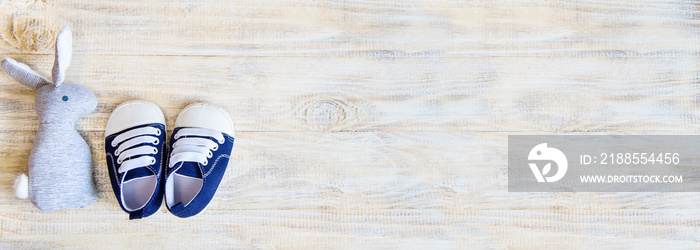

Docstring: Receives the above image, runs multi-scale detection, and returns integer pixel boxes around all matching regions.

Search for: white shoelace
[169,128,224,168]
[111,127,161,174]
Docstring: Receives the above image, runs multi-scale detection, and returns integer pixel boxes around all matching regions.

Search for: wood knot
[0,15,59,52]
[294,95,366,131]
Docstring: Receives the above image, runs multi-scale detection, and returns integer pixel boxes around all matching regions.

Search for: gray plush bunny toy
[2,27,97,211]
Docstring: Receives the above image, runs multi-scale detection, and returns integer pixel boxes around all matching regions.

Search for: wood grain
[0,0,699,249]
[1,55,699,133]
[1,0,700,57]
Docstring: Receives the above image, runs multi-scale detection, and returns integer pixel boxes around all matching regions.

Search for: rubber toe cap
[174,103,234,136]
[106,101,165,136]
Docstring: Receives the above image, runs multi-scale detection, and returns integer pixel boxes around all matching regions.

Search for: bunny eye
[62,96,69,102]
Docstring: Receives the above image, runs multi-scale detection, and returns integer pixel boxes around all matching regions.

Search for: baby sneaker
[165,103,234,218]
[105,101,166,219]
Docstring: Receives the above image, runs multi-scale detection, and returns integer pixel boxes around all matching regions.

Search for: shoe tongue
[175,162,202,179]
[123,168,153,182]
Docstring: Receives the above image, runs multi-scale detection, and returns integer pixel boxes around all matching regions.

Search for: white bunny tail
[13,173,29,199]
[52,26,72,87]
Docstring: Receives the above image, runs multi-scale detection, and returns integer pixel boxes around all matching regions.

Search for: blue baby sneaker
[165,103,234,218]
[105,101,166,219]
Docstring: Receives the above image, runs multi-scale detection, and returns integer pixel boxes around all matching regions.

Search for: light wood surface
[1,0,699,248]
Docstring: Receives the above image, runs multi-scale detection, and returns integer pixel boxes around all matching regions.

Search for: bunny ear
[1,58,51,90]
[51,26,72,87]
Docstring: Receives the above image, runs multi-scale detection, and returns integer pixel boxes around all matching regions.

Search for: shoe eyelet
[151,159,156,164]
[153,148,158,154]
[154,139,159,144]
[155,130,161,136]
[202,160,208,165]
[213,145,219,151]
[207,151,213,158]
[117,159,122,164]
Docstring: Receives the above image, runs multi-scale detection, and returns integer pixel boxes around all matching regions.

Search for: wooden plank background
[0,0,699,248]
